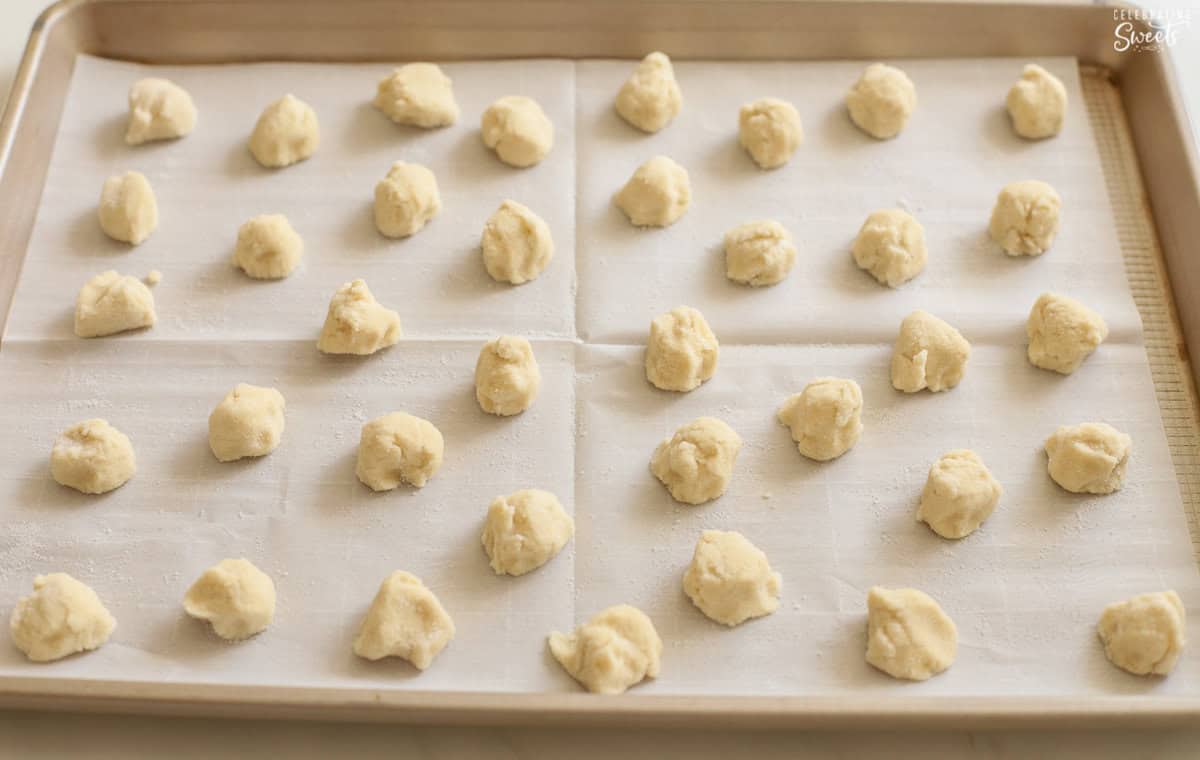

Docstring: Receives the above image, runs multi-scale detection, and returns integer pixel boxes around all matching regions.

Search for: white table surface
[3,1,1200,756]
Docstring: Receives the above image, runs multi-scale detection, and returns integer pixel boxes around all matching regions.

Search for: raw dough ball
[988,180,1061,256]
[650,416,742,505]
[738,97,803,169]
[1098,591,1186,676]
[645,305,718,392]
[846,63,916,140]
[74,270,157,338]
[316,279,402,355]
[125,77,196,145]
[233,214,303,280]
[777,377,864,462]
[481,489,574,576]
[852,208,927,287]
[1006,63,1067,140]
[356,412,445,491]
[1026,292,1109,374]
[891,310,970,393]
[614,51,682,133]
[98,171,157,245]
[9,573,115,662]
[248,94,319,168]
[474,335,541,416]
[918,450,1003,539]
[183,558,276,641]
[480,200,554,284]
[373,161,441,238]
[723,220,797,286]
[353,571,455,670]
[548,604,662,694]
[1044,422,1131,495]
[207,383,286,462]
[683,530,781,626]
[480,95,554,168]
[614,155,691,227]
[866,586,957,681]
[50,419,136,495]
[373,63,459,128]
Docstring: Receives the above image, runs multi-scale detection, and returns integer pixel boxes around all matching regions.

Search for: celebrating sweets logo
[1114,7,1191,52]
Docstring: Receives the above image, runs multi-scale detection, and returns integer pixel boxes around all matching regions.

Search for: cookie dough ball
[723,220,797,287]
[125,77,196,145]
[650,416,742,505]
[183,558,276,641]
[738,97,803,169]
[1044,422,1131,495]
[866,586,957,681]
[373,161,441,238]
[356,412,444,491]
[645,305,718,392]
[918,450,1002,539]
[481,95,554,168]
[50,419,136,495]
[683,530,781,626]
[207,383,286,462]
[777,378,863,462]
[474,335,541,416]
[1098,591,1186,676]
[9,573,115,662]
[615,51,682,133]
[852,209,927,287]
[317,279,402,355]
[1026,292,1108,374]
[74,270,156,338]
[98,171,157,245]
[988,180,1061,256]
[614,155,691,228]
[233,214,303,280]
[481,200,554,284]
[373,63,459,128]
[548,604,662,694]
[248,94,319,168]
[481,489,574,576]
[891,310,970,393]
[1006,63,1067,140]
[353,571,455,670]
[846,63,916,140]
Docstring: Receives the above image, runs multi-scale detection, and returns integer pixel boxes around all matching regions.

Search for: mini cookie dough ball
[125,77,196,145]
[480,95,554,168]
[373,161,441,238]
[183,558,276,641]
[373,62,459,128]
[1044,422,1131,495]
[548,604,662,694]
[74,270,156,338]
[1026,292,1108,374]
[9,573,115,662]
[475,335,541,416]
[1098,591,1186,676]
[50,419,136,495]
[98,171,157,245]
[683,529,781,626]
[317,279,402,355]
[1006,63,1067,140]
[614,155,691,227]
[846,63,916,140]
[248,94,319,168]
[918,450,1003,539]
[891,310,970,393]
[988,180,1061,256]
[777,378,864,462]
[738,97,803,169]
[866,586,957,681]
[356,411,445,491]
[723,220,797,287]
[645,305,718,392]
[234,214,303,280]
[353,571,455,670]
[852,209,927,288]
[481,489,574,576]
[650,416,742,505]
[615,51,682,133]
[207,383,286,462]
[481,200,554,284]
